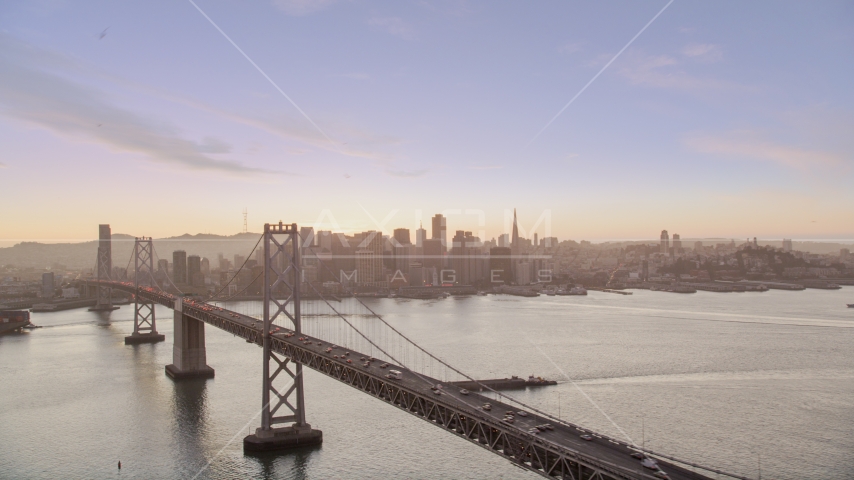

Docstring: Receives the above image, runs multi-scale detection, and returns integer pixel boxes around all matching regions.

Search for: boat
[0,310,31,335]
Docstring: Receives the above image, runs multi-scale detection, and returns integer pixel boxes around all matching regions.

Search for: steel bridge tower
[125,237,165,344]
[244,222,322,452]
[90,224,119,312]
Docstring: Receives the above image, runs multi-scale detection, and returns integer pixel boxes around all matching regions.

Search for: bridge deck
[100,281,714,480]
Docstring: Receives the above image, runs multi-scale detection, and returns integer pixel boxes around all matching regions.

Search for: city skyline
[2,1,853,241]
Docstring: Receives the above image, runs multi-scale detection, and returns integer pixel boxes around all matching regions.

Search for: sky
[1,0,853,243]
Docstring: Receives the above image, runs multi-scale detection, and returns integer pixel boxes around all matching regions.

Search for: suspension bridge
[81,222,749,480]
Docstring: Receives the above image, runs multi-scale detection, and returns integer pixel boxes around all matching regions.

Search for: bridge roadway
[101,280,713,480]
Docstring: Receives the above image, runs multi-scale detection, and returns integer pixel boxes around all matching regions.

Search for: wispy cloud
[271,0,337,16]
[681,43,723,62]
[332,72,371,80]
[386,168,427,177]
[558,42,583,54]
[369,17,415,40]
[685,130,846,169]
[0,162,6,168]
[0,35,274,175]
[618,50,737,91]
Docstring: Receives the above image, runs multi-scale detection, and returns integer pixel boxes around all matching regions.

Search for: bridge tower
[125,237,165,345]
[244,222,322,452]
[89,224,119,312]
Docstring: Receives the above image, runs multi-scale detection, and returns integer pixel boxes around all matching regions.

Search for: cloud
[685,130,846,169]
[468,165,503,170]
[386,168,427,177]
[271,0,336,16]
[618,50,737,91]
[559,42,583,54]
[0,162,6,168]
[332,72,371,80]
[0,34,274,175]
[681,43,723,62]
[369,17,415,40]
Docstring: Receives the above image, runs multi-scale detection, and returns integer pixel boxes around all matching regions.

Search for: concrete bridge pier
[165,301,214,380]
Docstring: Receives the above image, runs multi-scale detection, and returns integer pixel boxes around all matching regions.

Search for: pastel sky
[1,0,853,243]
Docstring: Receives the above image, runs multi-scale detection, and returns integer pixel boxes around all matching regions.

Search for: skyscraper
[489,247,512,284]
[393,228,411,246]
[173,250,187,284]
[431,214,446,247]
[660,230,669,254]
[42,272,55,298]
[511,209,520,255]
[415,223,426,248]
[672,233,682,253]
[355,231,383,285]
[188,255,201,286]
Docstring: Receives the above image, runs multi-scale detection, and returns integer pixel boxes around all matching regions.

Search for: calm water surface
[1,288,853,479]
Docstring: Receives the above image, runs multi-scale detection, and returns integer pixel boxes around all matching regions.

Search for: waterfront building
[489,247,512,284]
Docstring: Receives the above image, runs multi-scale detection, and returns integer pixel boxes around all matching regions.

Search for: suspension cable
[208,234,263,300]
[299,244,744,478]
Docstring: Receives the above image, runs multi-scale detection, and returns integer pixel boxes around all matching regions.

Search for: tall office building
[660,230,669,254]
[415,223,427,248]
[393,228,411,246]
[431,214,447,247]
[782,239,793,252]
[188,255,201,286]
[672,233,682,252]
[489,247,512,284]
[173,250,188,284]
[42,272,55,298]
[511,209,520,255]
[317,230,333,251]
[498,233,510,248]
[201,257,210,275]
[355,231,383,285]
[422,239,443,278]
[300,226,315,249]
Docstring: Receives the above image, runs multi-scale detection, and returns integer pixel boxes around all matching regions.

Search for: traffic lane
[434,386,691,480]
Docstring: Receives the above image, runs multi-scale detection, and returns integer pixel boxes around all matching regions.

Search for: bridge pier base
[165,309,214,380]
[125,332,165,345]
[243,424,322,452]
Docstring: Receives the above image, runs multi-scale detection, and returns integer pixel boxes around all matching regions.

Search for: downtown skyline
[1,1,853,242]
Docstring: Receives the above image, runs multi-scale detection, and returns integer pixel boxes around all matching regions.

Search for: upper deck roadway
[98,280,721,480]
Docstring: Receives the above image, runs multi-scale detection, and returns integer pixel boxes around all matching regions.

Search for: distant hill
[0,233,262,270]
